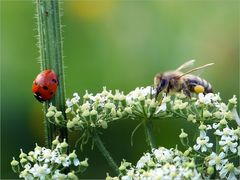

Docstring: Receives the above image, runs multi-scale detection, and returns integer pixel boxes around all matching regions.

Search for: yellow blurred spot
[66,1,114,21]
[194,85,205,93]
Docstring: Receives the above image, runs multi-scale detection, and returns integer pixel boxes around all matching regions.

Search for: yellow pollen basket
[194,85,205,93]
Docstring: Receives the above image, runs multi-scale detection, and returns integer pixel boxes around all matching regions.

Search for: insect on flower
[32,69,59,102]
[154,60,214,99]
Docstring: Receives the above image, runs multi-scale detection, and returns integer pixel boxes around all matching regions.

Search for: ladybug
[32,69,58,102]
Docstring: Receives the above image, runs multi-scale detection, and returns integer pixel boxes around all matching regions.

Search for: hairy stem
[36,0,68,147]
[93,129,119,175]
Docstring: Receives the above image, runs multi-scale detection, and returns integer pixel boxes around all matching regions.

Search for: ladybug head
[33,92,44,103]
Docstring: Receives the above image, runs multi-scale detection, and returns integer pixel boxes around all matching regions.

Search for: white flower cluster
[47,87,239,130]
[180,118,240,179]
[46,86,164,137]
[107,147,201,180]
[11,137,88,180]
[46,87,134,131]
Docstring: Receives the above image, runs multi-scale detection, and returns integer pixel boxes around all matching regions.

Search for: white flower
[193,131,213,152]
[61,156,71,167]
[197,93,212,105]
[72,93,80,103]
[29,164,51,179]
[153,148,174,163]
[208,152,228,170]
[173,99,188,110]
[126,86,154,103]
[19,169,33,180]
[41,148,52,163]
[215,126,238,140]
[203,110,212,118]
[219,136,238,154]
[219,163,240,180]
[52,170,67,180]
[66,99,73,107]
[136,153,151,169]
[81,101,91,111]
[229,95,237,105]
[155,103,166,113]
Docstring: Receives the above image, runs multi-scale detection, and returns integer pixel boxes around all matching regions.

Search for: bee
[154,60,214,98]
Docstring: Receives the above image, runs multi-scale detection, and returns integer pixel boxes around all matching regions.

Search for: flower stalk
[36,0,67,147]
[93,129,119,175]
[143,119,157,149]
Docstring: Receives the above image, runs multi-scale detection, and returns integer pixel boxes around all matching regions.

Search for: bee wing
[176,63,214,78]
[176,59,195,71]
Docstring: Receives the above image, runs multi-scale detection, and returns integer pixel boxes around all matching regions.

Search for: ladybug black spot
[43,86,48,90]
[50,92,53,95]
[52,79,57,83]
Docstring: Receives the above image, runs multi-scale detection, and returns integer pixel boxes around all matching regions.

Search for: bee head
[154,73,163,88]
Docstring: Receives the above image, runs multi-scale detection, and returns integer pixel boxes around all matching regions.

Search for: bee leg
[182,83,191,98]
[155,79,169,100]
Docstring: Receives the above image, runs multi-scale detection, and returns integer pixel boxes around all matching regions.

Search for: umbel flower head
[45,86,239,179]
[107,147,201,180]
[11,136,88,179]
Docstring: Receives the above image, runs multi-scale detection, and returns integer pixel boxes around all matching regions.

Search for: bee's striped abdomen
[187,76,213,94]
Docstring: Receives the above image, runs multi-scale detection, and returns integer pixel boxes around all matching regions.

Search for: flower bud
[226,163,234,171]
[220,118,228,125]
[68,171,78,180]
[90,109,97,121]
[72,116,80,124]
[19,149,27,159]
[139,95,145,106]
[67,121,75,129]
[111,108,116,117]
[99,120,108,129]
[187,114,197,123]
[60,139,68,154]
[119,164,126,171]
[203,110,212,118]
[52,136,59,148]
[20,158,28,166]
[199,123,206,130]
[184,147,192,156]
[124,107,132,114]
[207,166,214,175]
[11,158,19,173]
[179,129,188,139]
[82,110,90,117]
[46,111,55,118]
[213,111,222,119]
[80,158,89,167]
[228,95,237,110]
[65,107,72,113]
[48,105,56,111]
[69,150,77,160]
[54,111,62,118]
[117,110,122,118]
[147,160,156,168]
[225,111,234,120]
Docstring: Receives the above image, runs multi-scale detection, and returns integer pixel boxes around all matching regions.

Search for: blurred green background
[1,0,239,178]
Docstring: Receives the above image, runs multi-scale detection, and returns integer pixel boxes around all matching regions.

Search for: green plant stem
[36,0,68,148]
[143,119,157,149]
[93,129,119,175]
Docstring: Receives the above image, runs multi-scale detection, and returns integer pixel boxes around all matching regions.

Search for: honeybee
[154,60,214,98]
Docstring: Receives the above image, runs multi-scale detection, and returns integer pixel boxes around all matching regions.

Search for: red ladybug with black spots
[32,69,58,102]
